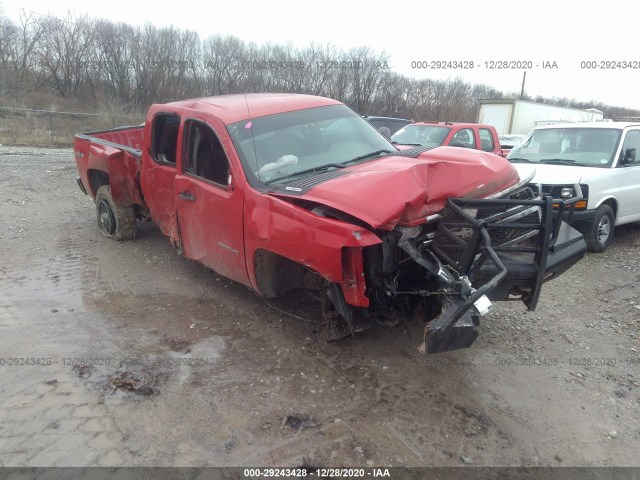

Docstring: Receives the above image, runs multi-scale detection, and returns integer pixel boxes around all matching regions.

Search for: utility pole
[520,71,526,100]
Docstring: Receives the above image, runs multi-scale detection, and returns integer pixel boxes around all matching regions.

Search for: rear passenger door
[174,116,249,285]
[141,112,181,243]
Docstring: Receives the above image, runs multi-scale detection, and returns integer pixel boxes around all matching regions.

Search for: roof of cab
[162,93,342,125]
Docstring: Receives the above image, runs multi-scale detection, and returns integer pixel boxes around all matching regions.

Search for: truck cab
[391,122,502,156]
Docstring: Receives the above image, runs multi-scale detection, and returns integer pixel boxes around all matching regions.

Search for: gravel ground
[0,146,639,467]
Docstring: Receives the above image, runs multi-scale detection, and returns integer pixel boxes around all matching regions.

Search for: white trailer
[477,99,604,135]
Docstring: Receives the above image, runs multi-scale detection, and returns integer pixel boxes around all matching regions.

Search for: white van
[507,122,640,252]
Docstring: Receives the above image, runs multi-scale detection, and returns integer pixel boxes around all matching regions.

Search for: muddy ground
[0,146,639,468]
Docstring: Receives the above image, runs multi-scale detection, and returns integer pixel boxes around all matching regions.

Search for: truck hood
[511,162,606,185]
[273,147,519,230]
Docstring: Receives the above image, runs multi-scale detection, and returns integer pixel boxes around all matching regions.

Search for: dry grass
[0,111,144,147]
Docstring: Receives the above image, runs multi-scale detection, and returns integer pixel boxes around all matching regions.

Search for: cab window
[151,114,180,165]
[450,128,476,148]
[183,121,230,187]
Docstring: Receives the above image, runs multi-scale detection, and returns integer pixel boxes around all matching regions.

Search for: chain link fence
[0,107,145,146]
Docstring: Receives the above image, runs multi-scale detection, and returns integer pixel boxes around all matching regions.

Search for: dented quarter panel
[107,150,144,208]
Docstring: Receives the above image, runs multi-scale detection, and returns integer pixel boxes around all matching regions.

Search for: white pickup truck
[507,122,640,252]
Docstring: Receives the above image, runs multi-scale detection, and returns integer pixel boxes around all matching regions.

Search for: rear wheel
[586,204,614,252]
[95,185,136,241]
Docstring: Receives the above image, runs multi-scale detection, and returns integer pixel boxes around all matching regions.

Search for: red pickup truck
[74,94,586,353]
[392,122,504,155]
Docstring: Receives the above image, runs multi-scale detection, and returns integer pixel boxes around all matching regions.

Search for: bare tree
[38,13,95,98]
[2,9,639,122]
[347,47,390,115]
[93,20,136,107]
[300,43,336,97]
[202,35,246,95]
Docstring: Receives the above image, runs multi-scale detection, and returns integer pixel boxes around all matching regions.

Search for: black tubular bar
[435,186,584,311]
[427,227,507,336]
[457,228,483,273]
[444,222,543,230]
[528,195,554,310]
[452,198,545,206]
[491,245,541,253]
[437,225,468,247]
[447,186,583,250]
[480,204,540,224]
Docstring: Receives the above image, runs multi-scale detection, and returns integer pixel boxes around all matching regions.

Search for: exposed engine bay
[319,173,586,354]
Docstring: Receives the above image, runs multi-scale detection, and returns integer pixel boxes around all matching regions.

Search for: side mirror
[622,147,636,165]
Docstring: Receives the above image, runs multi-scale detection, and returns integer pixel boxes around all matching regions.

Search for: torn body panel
[273,172,585,353]
[107,150,144,208]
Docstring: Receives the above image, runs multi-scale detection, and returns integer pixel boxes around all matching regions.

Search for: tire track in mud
[44,221,99,301]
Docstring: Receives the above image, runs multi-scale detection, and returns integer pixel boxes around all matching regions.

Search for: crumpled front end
[354,173,586,354]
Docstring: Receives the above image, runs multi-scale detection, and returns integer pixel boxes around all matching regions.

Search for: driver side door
[174,115,249,285]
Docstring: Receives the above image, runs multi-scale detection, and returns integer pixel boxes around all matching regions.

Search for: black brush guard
[422,185,587,353]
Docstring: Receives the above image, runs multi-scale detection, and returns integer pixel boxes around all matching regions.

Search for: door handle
[179,191,195,201]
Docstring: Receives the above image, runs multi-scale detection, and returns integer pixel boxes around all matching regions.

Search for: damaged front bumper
[407,179,587,354]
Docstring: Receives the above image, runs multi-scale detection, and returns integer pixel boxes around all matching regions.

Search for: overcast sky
[3,0,639,110]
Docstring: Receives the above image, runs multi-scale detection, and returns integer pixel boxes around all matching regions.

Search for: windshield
[226,104,394,184]
[507,128,622,167]
[391,125,451,146]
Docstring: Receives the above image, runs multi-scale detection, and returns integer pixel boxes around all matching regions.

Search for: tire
[585,204,614,252]
[95,185,136,241]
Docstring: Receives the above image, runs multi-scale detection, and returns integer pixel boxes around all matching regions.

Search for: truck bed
[76,124,144,152]
[74,124,146,210]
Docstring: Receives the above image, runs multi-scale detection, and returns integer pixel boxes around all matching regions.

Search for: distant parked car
[499,134,526,150]
[498,134,526,157]
[391,122,502,156]
[365,116,413,136]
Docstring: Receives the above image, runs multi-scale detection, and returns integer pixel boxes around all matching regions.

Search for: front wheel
[585,204,614,252]
[95,185,136,241]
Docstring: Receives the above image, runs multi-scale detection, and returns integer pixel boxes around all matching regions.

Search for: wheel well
[88,169,110,197]
[254,249,321,298]
[601,198,618,219]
